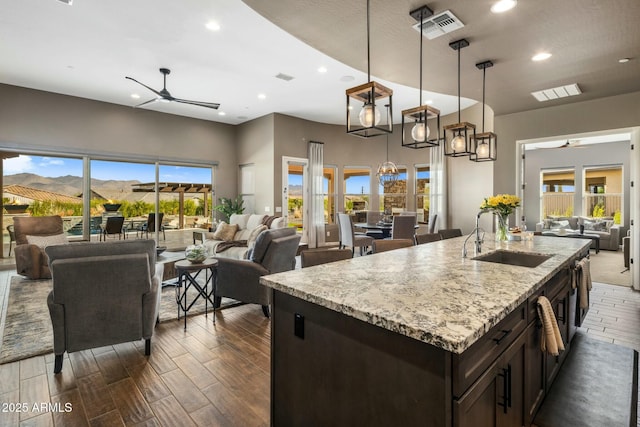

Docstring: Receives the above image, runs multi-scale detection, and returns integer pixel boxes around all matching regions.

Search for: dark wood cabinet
[454,327,526,427]
[524,322,545,425]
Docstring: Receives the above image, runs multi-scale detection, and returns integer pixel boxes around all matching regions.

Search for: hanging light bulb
[476,141,490,157]
[377,134,399,187]
[401,5,440,149]
[451,134,466,152]
[410,121,430,142]
[359,102,381,127]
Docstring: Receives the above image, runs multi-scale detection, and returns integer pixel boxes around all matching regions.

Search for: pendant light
[470,60,497,162]
[444,39,476,157]
[377,133,399,187]
[402,5,440,149]
[346,0,393,138]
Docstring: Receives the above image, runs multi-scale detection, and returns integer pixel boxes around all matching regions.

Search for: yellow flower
[480,194,521,216]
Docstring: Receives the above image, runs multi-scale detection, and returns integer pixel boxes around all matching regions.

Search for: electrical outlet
[326,231,331,237]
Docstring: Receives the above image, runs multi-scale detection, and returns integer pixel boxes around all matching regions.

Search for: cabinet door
[524,322,545,425]
[454,331,526,427]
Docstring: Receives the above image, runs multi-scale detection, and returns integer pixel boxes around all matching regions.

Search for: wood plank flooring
[0,265,639,426]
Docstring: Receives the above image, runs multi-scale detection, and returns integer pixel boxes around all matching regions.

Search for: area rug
[0,276,239,365]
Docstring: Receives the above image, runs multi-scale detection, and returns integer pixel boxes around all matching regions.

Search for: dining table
[354,221,419,239]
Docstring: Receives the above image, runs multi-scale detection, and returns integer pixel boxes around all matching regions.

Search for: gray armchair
[46,239,163,373]
[14,215,65,279]
[215,227,301,317]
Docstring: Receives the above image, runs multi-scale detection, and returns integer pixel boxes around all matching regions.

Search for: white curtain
[429,143,448,231]
[308,141,325,248]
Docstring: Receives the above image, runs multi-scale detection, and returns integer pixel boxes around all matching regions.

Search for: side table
[175,258,218,330]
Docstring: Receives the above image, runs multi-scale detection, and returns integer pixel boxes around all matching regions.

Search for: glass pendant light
[402,5,441,149]
[470,60,497,162]
[444,39,476,157]
[377,134,399,187]
[346,0,393,138]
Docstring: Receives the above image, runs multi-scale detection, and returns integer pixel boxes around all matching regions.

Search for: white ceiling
[0,0,472,126]
[1,0,639,127]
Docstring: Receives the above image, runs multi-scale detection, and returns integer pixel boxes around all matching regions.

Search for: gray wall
[494,91,640,196]
[0,83,238,202]
[523,141,630,232]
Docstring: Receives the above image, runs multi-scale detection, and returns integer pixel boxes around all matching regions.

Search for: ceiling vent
[412,10,464,40]
[531,83,581,102]
[275,73,295,82]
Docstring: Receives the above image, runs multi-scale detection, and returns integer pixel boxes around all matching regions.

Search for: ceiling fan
[125,68,220,110]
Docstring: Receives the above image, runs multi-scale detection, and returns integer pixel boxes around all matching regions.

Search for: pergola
[132,182,213,229]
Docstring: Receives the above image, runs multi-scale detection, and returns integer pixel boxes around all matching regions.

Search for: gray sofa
[46,239,163,373]
[535,216,622,251]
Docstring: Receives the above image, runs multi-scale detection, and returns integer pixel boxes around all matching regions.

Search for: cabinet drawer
[452,302,527,398]
[546,268,570,301]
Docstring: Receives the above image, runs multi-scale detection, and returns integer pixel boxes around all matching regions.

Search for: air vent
[412,10,464,40]
[531,83,581,102]
[275,73,295,82]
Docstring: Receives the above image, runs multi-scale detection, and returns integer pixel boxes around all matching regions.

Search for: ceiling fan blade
[134,98,159,108]
[125,76,163,98]
[173,98,220,110]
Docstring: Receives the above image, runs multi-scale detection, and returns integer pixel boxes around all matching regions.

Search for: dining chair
[372,238,414,254]
[391,214,417,240]
[438,228,463,239]
[364,210,384,239]
[301,248,352,268]
[415,233,442,245]
[337,213,373,257]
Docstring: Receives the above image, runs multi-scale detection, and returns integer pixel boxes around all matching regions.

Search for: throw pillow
[262,215,277,228]
[247,225,268,249]
[212,222,238,242]
[26,233,69,248]
[549,220,570,230]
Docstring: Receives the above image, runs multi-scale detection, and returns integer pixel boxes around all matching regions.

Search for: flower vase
[495,212,509,241]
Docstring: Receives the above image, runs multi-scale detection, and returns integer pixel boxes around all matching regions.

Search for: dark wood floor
[0,302,271,427]
[0,261,638,426]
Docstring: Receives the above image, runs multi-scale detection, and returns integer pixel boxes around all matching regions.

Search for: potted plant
[214,196,245,222]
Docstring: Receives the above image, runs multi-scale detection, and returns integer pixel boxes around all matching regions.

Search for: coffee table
[542,230,600,253]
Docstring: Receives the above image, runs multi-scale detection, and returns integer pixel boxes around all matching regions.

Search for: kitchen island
[260,236,591,427]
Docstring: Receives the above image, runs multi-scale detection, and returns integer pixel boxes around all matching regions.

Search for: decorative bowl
[185,244,207,264]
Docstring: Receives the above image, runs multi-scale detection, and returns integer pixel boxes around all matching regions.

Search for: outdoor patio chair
[100,216,126,241]
[137,212,165,240]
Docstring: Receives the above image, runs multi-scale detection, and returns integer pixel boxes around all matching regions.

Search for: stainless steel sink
[472,250,552,268]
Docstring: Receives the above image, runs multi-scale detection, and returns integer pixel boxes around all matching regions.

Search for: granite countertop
[260,235,591,354]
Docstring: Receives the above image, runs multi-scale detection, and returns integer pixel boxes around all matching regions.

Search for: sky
[4,155,212,183]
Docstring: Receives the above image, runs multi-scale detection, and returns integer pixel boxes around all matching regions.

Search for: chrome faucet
[462,211,487,258]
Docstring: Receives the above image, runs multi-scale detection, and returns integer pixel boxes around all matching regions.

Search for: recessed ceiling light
[131,93,140,99]
[318,66,327,73]
[491,0,517,13]
[218,111,226,116]
[258,93,266,100]
[619,58,630,63]
[205,21,220,31]
[532,52,552,62]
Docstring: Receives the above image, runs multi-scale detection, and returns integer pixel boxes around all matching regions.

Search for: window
[343,167,370,214]
[378,166,407,214]
[415,165,430,223]
[323,166,337,223]
[583,166,623,222]
[541,169,575,218]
